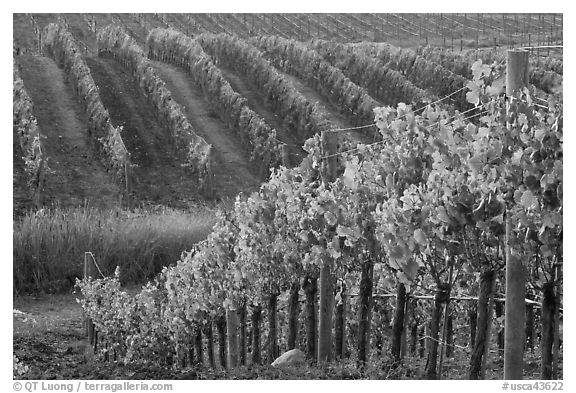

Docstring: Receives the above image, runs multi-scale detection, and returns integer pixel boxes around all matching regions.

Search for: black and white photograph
[11,4,565,386]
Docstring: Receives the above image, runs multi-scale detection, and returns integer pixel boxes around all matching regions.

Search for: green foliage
[76,50,562,375]
[309,39,433,108]
[198,33,332,142]
[252,35,381,129]
[353,42,471,111]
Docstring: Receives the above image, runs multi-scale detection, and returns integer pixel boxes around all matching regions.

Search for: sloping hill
[17,55,121,209]
[151,60,262,198]
[86,56,209,207]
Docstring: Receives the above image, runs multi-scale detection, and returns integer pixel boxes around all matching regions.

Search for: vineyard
[13,13,562,381]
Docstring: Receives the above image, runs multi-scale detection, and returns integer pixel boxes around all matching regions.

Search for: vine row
[415,46,563,96]
[251,35,381,132]
[352,42,471,111]
[13,57,49,204]
[146,28,282,171]
[307,39,434,108]
[197,33,333,143]
[42,23,130,187]
[97,25,213,194]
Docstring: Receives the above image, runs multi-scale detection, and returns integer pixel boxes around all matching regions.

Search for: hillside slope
[17,55,121,209]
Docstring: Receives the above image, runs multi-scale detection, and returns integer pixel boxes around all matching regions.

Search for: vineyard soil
[86,56,204,208]
[16,55,121,209]
[151,60,262,198]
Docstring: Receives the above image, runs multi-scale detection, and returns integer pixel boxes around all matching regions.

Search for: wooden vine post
[226,308,239,368]
[504,49,529,380]
[83,252,97,348]
[317,130,337,363]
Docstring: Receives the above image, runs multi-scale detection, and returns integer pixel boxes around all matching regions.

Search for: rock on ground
[271,349,306,367]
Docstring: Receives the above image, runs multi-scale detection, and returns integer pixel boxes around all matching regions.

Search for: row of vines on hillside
[415,46,563,96]
[307,39,433,109]
[146,28,282,172]
[97,25,214,196]
[251,35,382,131]
[13,58,49,207]
[78,58,562,378]
[352,42,471,112]
[197,33,333,144]
[42,23,131,188]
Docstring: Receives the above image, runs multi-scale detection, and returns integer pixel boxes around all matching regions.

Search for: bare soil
[151,60,262,199]
[17,55,122,210]
[85,56,206,208]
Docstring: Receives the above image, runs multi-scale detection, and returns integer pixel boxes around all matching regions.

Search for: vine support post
[504,49,529,380]
[83,252,97,346]
[317,130,337,363]
[552,263,562,379]
[438,259,454,379]
[226,308,239,368]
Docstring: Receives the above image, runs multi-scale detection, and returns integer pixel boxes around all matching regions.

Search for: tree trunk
[287,282,300,350]
[268,292,279,362]
[525,301,534,353]
[425,283,449,379]
[469,269,496,379]
[204,322,215,368]
[541,281,555,379]
[357,260,374,366]
[468,302,477,349]
[216,314,227,369]
[239,302,247,365]
[194,326,203,365]
[251,305,262,365]
[390,282,407,362]
[495,300,505,356]
[226,308,239,368]
[446,313,454,358]
[335,281,346,359]
[302,274,317,361]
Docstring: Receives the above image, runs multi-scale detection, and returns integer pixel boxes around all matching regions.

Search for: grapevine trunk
[287,282,299,350]
[390,282,407,362]
[541,281,555,379]
[251,305,262,365]
[469,269,495,379]
[302,274,317,360]
[357,260,373,366]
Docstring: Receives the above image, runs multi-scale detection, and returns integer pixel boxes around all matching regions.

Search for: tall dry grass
[13,206,216,293]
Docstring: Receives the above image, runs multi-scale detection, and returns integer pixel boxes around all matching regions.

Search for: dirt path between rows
[151,60,262,199]
[86,56,207,208]
[17,55,121,209]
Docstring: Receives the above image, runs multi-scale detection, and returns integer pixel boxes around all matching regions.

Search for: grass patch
[13,205,216,294]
